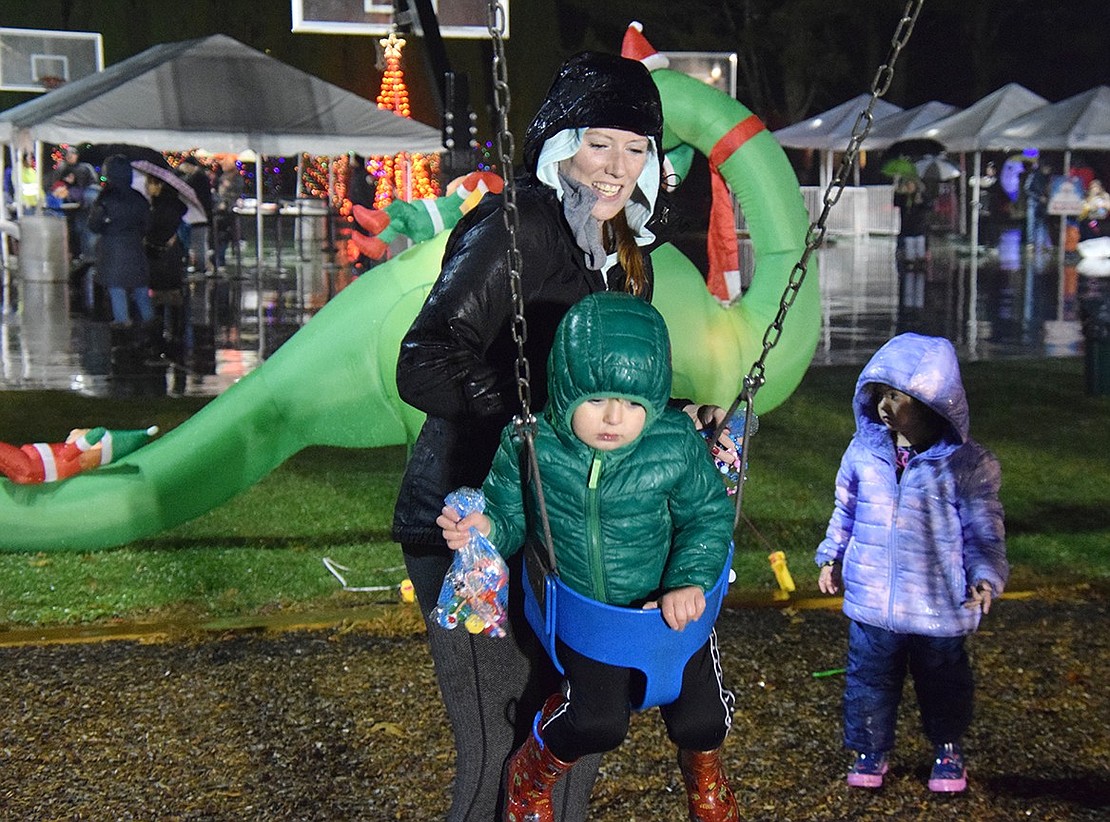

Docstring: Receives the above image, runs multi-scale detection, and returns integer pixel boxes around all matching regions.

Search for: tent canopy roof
[863,100,961,150]
[982,85,1110,151]
[0,34,443,156]
[901,83,1047,153]
[772,94,903,150]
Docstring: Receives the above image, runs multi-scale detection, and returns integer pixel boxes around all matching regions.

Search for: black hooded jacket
[392,52,664,546]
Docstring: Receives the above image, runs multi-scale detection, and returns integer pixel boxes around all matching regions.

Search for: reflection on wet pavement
[0,227,1091,398]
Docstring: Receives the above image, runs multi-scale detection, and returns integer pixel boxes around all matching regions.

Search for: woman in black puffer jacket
[392,52,674,822]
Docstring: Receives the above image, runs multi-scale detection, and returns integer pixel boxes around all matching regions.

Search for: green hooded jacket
[481,292,734,606]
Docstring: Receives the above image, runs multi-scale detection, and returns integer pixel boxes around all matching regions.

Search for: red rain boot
[504,694,576,822]
[678,748,739,822]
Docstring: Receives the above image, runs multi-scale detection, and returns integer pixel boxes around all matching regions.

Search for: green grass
[1,357,1107,627]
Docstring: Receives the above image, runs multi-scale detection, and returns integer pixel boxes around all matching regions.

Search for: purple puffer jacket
[815,334,1009,637]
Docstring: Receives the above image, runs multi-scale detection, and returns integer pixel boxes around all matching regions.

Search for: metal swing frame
[484,0,925,710]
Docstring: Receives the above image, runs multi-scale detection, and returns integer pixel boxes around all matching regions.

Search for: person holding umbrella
[142,172,188,369]
[177,155,214,275]
[88,154,153,328]
[894,176,930,264]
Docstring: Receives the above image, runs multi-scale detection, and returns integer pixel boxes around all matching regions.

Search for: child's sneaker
[846,751,889,788]
[928,742,967,792]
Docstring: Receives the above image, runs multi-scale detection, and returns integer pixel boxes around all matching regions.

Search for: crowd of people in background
[0,145,252,395]
[888,153,1109,263]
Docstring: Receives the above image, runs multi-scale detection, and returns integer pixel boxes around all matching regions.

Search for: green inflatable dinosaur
[0,53,818,552]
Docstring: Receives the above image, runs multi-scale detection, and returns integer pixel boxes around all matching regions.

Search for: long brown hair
[604,210,647,296]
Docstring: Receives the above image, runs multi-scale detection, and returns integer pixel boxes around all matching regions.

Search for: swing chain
[486,1,533,432]
[726,0,924,520]
[738,0,925,405]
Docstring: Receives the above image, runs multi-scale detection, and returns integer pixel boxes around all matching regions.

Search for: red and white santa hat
[621,21,669,71]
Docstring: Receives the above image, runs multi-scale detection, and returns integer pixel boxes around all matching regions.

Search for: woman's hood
[546,292,672,441]
[853,333,970,446]
[523,51,663,179]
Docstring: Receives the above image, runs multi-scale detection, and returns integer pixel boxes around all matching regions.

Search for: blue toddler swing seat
[522,539,734,712]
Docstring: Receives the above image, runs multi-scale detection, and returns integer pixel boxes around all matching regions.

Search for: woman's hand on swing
[437,506,491,551]
[683,403,740,466]
[643,586,706,631]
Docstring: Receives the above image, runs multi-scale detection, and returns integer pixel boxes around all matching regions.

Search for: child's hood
[545,292,671,442]
[853,333,970,446]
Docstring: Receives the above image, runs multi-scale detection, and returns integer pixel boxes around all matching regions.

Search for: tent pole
[970,152,981,253]
[34,141,43,215]
[255,150,263,273]
[0,144,8,276]
[13,147,23,219]
[1058,149,1071,272]
[959,153,968,236]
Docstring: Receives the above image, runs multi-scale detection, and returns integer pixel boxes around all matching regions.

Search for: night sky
[2,1,1107,151]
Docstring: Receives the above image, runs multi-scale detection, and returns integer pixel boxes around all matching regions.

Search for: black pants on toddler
[541,632,735,762]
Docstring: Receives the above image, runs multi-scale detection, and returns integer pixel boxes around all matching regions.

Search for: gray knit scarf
[558,172,607,271]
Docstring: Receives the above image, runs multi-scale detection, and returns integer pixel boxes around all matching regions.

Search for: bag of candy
[433,487,509,637]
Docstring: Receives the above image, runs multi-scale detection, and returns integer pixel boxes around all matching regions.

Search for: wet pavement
[0,221,1097,398]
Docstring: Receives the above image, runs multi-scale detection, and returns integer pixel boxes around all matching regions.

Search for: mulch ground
[1,591,1107,821]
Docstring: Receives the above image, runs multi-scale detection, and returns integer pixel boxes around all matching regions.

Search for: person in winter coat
[894,177,930,263]
[815,333,1008,794]
[143,175,188,367]
[392,51,734,821]
[438,292,737,822]
[88,154,153,326]
[176,156,214,274]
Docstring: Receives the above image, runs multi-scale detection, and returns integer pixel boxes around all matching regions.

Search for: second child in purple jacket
[815,333,1008,794]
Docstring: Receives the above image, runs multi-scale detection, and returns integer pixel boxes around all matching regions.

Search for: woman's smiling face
[560,127,650,222]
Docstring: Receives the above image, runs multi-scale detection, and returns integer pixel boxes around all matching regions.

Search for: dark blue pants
[843,620,973,754]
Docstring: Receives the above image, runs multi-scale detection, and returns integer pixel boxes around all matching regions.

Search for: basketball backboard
[0,27,104,93]
[291,0,508,39]
[662,51,737,98]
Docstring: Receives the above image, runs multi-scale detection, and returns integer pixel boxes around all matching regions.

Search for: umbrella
[880,156,919,179]
[130,159,206,224]
[915,155,962,181]
[82,143,172,170]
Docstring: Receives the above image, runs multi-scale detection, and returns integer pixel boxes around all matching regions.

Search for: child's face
[874,384,927,439]
[571,398,646,451]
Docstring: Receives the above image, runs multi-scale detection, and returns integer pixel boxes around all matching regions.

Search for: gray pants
[404,544,599,821]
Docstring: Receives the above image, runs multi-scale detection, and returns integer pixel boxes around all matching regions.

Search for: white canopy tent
[901,83,1048,244]
[0,34,444,268]
[772,94,904,187]
[981,85,1110,153]
[862,100,961,151]
[981,85,1110,278]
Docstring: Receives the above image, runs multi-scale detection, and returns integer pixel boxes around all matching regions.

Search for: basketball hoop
[38,75,65,90]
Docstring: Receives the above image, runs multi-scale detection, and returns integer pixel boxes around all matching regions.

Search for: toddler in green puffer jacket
[437,291,739,822]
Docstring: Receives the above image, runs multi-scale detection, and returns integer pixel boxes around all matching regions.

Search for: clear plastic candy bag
[433,487,509,637]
